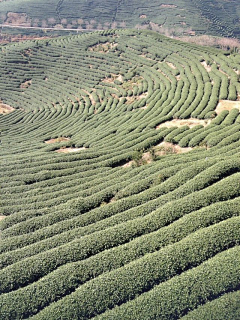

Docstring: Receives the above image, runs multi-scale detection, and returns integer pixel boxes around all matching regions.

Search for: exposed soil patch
[103,74,123,84]
[155,141,192,155]
[201,61,211,72]
[103,75,143,97]
[138,92,148,99]
[127,93,147,105]
[122,160,134,168]
[215,100,240,114]
[187,30,196,36]
[122,151,152,168]
[122,141,193,169]
[45,137,70,144]
[140,53,154,61]
[160,4,177,8]
[20,79,32,89]
[88,42,117,53]
[126,96,137,105]
[81,89,97,106]
[0,103,15,114]
[142,151,152,163]
[122,76,143,90]
[158,69,172,82]
[55,147,87,153]
[156,118,210,129]
[166,62,176,69]
[219,68,230,78]
[22,49,32,57]
[0,216,6,221]
[140,14,147,19]
[111,93,120,100]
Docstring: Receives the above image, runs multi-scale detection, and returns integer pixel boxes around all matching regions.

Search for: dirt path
[215,100,240,114]
[156,118,210,129]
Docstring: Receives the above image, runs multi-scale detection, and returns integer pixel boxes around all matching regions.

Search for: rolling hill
[0,29,240,319]
[0,0,240,39]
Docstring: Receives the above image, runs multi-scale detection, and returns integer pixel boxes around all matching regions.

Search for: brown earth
[88,42,117,53]
[140,53,154,61]
[45,137,70,144]
[166,62,176,69]
[122,151,152,168]
[155,141,193,155]
[0,103,15,114]
[160,4,177,8]
[219,69,230,78]
[215,100,240,114]
[122,141,193,169]
[20,79,32,89]
[138,92,148,99]
[55,147,86,153]
[156,118,210,129]
[103,74,123,84]
[201,61,211,72]
[142,151,152,163]
[122,160,134,168]
[0,216,5,221]
[81,89,97,106]
[158,69,172,82]
[127,93,147,105]
[122,76,143,90]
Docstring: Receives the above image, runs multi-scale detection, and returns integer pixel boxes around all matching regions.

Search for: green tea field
[0,29,240,319]
[0,0,240,39]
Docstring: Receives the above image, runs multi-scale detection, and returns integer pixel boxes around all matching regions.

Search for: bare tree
[41,20,48,28]
[48,17,56,26]
[61,18,67,25]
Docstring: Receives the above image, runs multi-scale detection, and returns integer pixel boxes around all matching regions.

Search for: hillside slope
[0,30,240,319]
[0,0,239,39]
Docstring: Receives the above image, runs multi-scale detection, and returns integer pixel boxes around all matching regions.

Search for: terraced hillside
[0,29,240,319]
[0,0,240,39]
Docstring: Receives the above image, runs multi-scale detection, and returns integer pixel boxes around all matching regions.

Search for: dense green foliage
[0,0,239,39]
[0,29,240,319]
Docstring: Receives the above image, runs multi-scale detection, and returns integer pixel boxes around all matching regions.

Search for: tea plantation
[0,29,240,319]
[0,0,240,39]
